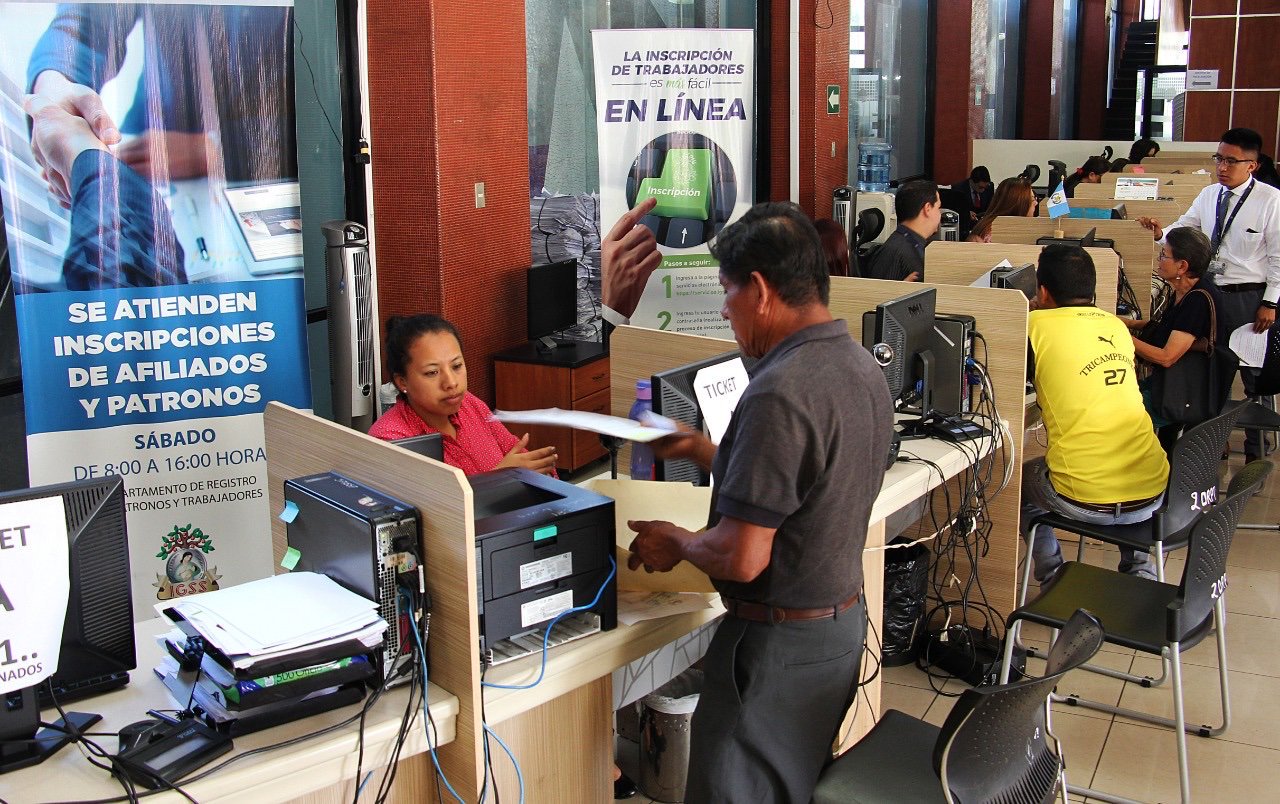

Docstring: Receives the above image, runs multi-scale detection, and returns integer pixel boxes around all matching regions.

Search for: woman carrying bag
[1124,227,1235,453]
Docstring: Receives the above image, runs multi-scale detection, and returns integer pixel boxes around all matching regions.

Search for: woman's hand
[496,433,557,475]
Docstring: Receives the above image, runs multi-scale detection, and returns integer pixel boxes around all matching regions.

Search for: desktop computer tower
[284,472,421,684]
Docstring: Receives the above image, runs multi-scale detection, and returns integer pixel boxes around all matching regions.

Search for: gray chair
[998,460,1271,804]
[813,609,1104,804]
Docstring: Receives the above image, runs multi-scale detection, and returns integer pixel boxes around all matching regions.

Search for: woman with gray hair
[1125,227,1228,452]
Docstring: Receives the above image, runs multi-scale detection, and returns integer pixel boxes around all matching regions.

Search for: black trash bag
[881,539,929,667]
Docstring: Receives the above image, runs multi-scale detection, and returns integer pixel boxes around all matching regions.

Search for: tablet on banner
[0,0,310,619]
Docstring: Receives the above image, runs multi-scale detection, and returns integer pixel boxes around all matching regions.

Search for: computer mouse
[118,719,167,753]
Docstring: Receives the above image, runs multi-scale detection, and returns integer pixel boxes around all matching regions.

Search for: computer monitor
[0,476,133,773]
[991,263,1038,300]
[391,433,445,462]
[527,259,579,350]
[651,349,756,486]
[870,287,938,419]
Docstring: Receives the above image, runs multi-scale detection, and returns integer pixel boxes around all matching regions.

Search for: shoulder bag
[1149,287,1239,424]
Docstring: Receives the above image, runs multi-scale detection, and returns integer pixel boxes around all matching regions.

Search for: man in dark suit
[951,165,993,222]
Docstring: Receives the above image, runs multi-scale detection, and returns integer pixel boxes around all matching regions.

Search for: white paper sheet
[617,591,716,626]
[494,407,682,442]
[0,496,69,694]
[693,358,749,445]
[1230,324,1269,368]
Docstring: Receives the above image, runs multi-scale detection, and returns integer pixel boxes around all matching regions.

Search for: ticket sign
[694,358,750,445]
[0,496,69,695]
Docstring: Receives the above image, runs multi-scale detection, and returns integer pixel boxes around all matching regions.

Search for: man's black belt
[1059,493,1161,515]
[722,590,861,624]
[1217,282,1267,293]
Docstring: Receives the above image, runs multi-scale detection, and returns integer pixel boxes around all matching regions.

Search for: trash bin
[639,669,702,803]
[881,538,930,666]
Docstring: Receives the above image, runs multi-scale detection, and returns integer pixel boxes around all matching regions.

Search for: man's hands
[114,130,217,181]
[626,519,691,573]
[1254,305,1276,333]
[602,197,661,319]
[1136,216,1164,241]
[23,93,110,208]
[495,433,557,475]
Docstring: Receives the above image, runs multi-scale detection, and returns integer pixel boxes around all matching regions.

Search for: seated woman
[1124,228,1225,454]
[369,314,557,475]
[967,177,1037,243]
[1063,156,1111,198]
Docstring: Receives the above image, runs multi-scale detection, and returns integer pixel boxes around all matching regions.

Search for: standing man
[1023,245,1169,583]
[628,202,894,803]
[865,179,942,282]
[1138,128,1280,463]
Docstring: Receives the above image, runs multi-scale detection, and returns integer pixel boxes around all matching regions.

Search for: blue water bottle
[629,380,655,480]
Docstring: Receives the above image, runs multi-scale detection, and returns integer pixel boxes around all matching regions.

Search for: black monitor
[392,433,445,462]
[870,287,938,420]
[0,476,134,773]
[991,263,1038,300]
[527,259,579,350]
[651,349,756,486]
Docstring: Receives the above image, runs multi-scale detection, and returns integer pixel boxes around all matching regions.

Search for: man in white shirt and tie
[1139,127,1280,462]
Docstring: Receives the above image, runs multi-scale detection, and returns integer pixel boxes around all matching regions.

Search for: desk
[6,619,459,803]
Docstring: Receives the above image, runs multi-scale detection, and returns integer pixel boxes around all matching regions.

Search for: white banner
[593,29,755,339]
[0,496,69,695]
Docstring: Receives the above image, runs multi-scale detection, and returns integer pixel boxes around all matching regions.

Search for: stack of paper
[156,572,387,670]
[531,192,603,332]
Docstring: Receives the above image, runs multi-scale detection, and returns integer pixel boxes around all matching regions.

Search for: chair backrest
[935,610,1104,804]
[1257,326,1280,396]
[1170,460,1273,643]
[1154,405,1244,542]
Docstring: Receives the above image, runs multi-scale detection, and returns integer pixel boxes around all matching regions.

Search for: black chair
[1019,404,1243,604]
[813,609,1104,804]
[999,461,1271,804]
[1229,399,1280,531]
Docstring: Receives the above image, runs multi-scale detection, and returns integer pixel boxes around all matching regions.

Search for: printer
[470,468,616,664]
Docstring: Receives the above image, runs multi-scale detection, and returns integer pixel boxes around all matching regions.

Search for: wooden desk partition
[924,241,1119,314]
[989,216,1157,317]
[1046,196,1188,223]
[265,403,486,801]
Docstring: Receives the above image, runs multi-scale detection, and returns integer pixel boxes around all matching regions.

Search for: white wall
[972,139,1216,187]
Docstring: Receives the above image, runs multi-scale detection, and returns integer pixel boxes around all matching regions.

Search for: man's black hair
[1221,127,1263,158]
[894,179,939,222]
[710,201,829,306]
[1036,244,1096,304]
[969,166,992,184]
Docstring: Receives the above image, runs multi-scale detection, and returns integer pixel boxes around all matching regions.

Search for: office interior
[2,0,1280,801]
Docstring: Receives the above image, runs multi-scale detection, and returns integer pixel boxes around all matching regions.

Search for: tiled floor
[616,446,1280,803]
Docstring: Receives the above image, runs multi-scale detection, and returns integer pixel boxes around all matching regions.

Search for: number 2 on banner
[657,311,672,330]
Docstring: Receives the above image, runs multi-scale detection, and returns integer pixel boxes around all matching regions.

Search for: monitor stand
[0,686,101,773]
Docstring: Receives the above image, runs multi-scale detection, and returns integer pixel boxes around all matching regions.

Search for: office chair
[1227,326,1280,528]
[814,608,1103,804]
[999,461,1270,804]
[1018,163,1041,185]
[1016,405,1242,687]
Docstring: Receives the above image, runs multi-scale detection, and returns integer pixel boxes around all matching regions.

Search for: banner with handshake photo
[0,0,310,619]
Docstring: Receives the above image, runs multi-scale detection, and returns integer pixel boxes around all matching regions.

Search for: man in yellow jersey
[1025,245,1171,582]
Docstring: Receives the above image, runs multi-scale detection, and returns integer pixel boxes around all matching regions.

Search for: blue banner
[17,280,311,434]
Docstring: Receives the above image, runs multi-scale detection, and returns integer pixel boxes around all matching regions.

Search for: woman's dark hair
[1080,156,1111,177]
[385,314,462,380]
[1129,138,1160,163]
[813,218,851,277]
[1165,227,1213,279]
[970,178,1035,241]
[711,202,829,305]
